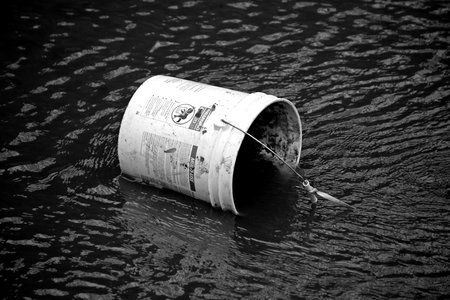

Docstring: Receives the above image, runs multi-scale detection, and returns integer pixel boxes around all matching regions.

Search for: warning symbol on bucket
[171,104,195,125]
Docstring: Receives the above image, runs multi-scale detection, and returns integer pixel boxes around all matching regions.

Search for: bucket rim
[227,93,302,215]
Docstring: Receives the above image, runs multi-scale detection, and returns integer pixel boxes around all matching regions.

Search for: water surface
[1,0,449,298]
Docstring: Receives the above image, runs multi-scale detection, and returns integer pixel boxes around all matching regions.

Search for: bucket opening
[232,101,301,212]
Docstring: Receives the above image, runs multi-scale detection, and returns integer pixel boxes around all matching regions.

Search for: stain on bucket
[118,75,301,215]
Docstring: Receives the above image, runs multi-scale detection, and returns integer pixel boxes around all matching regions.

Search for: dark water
[1,0,450,298]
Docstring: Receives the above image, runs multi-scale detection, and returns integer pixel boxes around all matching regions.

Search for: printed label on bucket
[171,104,195,125]
[140,94,177,121]
[163,77,208,93]
[140,131,197,194]
[139,94,215,132]
[188,106,213,131]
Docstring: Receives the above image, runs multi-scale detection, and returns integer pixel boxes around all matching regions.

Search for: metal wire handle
[221,119,353,209]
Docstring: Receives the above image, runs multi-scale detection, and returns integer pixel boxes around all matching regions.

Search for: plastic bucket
[118,75,302,215]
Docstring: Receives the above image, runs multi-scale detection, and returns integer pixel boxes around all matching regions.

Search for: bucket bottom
[232,102,301,212]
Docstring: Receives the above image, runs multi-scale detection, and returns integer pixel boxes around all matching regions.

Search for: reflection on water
[120,178,237,298]
[1,0,449,298]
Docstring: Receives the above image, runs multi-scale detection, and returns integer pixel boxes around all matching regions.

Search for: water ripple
[1,0,449,298]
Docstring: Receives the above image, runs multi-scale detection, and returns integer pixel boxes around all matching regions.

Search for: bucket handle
[221,119,353,209]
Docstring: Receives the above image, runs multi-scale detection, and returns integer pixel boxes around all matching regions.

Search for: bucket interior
[232,101,301,212]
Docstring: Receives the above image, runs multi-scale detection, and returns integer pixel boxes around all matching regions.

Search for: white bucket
[118,75,302,215]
